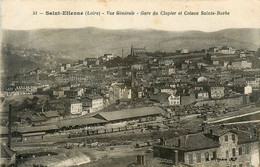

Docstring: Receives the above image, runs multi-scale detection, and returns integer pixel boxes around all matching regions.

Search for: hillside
[2,27,260,59]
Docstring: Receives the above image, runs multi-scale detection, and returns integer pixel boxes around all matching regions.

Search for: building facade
[153,129,259,167]
[210,86,225,99]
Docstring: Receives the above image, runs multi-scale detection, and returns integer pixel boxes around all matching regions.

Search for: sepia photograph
[0,0,260,166]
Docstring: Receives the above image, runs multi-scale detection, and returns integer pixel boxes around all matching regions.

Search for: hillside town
[1,44,260,167]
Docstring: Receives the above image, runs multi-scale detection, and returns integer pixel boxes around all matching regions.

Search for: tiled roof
[165,133,220,151]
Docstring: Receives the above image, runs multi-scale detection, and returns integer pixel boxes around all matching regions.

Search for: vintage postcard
[0,0,260,166]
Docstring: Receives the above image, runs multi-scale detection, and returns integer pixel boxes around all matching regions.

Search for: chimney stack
[174,150,179,166]
[8,104,12,148]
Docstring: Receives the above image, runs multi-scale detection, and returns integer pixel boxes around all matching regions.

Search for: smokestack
[8,104,12,148]
[174,150,178,166]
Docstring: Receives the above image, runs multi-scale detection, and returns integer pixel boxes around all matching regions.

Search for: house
[232,61,252,69]
[64,88,84,98]
[244,85,252,95]
[103,54,114,61]
[221,46,236,54]
[168,94,181,106]
[195,90,209,101]
[150,93,172,106]
[69,99,82,115]
[0,144,16,166]
[209,46,219,53]
[159,59,174,66]
[213,60,220,65]
[14,83,38,95]
[210,86,225,99]
[153,128,259,167]
[109,85,132,103]
[85,94,104,113]
[177,49,189,54]
[131,64,144,70]
[65,63,71,69]
[52,88,65,97]
[246,77,260,88]
[59,84,70,91]
[85,58,97,66]
[161,87,176,95]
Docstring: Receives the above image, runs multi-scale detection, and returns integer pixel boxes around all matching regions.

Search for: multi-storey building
[195,90,209,101]
[210,86,225,99]
[168,94,181,106]
[69,100,82,115]
[86,94,104,113]
[153,128,259,167]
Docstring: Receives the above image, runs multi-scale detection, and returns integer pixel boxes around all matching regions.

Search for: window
[226,150,229,158]
[239,147,242,155]
[245,145,250,154]
[232,134,236,143]
[246,162,250,167]
[225,135,228,142]
[196,153,201,163]
[188,154,193,164]
[205,152,210,161]
[239,164,243,167]
[212,151,217,160]
[232,148,236,157]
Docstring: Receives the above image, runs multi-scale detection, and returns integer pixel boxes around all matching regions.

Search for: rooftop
[95,107,164,122]
[164,132,220,151]
[1,144,15,158]
[15,125,59,134]
[54,116,107,128]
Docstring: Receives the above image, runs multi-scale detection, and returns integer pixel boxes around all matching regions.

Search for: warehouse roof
[42,110,60,118]
[21,132,46,137]
[54,117,107,128]
[16,125,58,133]
[95,107,164,122]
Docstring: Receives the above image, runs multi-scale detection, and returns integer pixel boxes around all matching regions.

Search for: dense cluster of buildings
[1,44,260,166]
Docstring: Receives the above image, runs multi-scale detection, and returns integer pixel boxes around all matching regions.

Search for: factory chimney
[8,104,12,148]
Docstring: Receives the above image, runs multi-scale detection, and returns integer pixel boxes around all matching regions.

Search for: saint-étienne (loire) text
[44,11,230,16]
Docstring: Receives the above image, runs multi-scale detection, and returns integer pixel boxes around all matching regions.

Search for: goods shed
[54,117,107,130]
[94,107,164,123]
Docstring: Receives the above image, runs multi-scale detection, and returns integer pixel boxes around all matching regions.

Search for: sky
[1,0,260,32]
